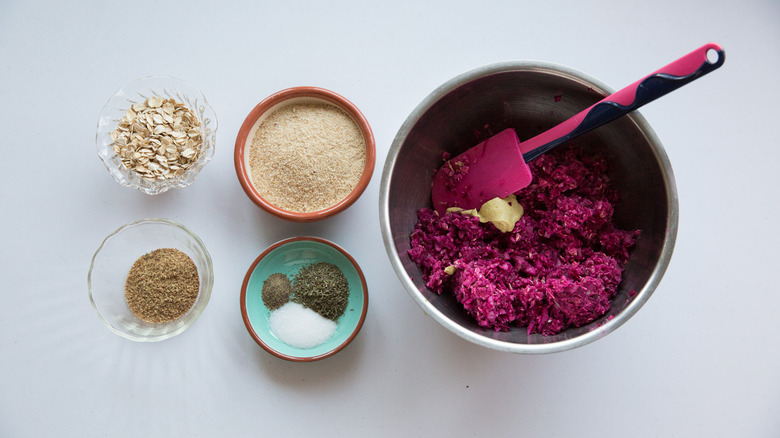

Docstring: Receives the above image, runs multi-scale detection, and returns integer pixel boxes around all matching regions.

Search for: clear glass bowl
[96,76,217,195]
[88,218,214,342]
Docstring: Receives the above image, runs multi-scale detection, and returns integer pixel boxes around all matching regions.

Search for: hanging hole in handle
[706,48,720,64]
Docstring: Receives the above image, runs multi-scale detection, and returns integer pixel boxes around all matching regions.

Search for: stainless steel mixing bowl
[379,61,678,353]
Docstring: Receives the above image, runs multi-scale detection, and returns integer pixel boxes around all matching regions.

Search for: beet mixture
[408,146,639,335]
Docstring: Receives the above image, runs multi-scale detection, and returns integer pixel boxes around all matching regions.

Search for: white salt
[269,302,337,349]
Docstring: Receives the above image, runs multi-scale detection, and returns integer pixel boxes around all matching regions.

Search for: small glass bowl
[88,218,214,342]
[240,236,369,361]
[96,76,217,195]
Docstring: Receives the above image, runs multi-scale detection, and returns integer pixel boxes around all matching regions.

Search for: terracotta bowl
[240,236,369,362]
[234,87,375,222]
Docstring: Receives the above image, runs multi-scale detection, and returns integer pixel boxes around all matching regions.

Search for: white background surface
[1,1,778,436]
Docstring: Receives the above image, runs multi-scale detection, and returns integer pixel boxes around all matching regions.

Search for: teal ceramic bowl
[241,236,368,361]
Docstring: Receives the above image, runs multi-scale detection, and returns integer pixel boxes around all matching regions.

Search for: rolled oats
[111,97,202,180]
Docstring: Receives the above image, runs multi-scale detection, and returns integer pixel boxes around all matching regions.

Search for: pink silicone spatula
[431,43,725,214]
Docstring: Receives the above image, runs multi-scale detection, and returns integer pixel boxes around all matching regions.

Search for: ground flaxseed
[247,102,366,213]
[124,248,199,324]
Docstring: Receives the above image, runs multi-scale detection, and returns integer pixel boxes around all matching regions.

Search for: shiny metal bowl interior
[379,61,678,353]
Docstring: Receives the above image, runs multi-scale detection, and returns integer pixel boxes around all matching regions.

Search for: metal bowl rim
[378,60,678,354]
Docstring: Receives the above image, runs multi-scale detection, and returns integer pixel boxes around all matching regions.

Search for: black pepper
[262,273,292,310]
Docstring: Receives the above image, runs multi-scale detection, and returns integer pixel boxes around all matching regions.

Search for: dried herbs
[124,248,199,324]
[291,262,349,321]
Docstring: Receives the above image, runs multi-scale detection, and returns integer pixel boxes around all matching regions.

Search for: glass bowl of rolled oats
[96,76,217,195]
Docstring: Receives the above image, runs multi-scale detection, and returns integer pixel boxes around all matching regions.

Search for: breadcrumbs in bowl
[234,87,376,222]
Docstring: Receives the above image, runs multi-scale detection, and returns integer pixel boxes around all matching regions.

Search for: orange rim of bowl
[234,87,376,223]
[239,236,369,362]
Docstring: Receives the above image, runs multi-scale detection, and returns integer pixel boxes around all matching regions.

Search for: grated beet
[409,146,640,335]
